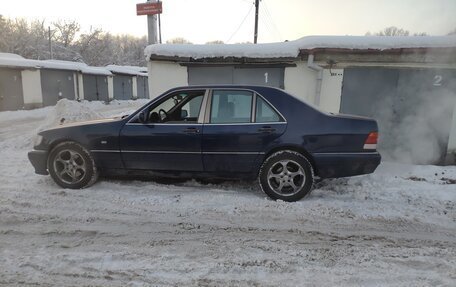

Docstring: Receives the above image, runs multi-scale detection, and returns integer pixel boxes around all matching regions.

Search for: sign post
[137,1,163,45]
[136,2,162,16]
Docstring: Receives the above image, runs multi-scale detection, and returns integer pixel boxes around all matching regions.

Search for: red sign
[136,2,162,16]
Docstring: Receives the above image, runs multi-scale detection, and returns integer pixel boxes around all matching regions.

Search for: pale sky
[2,0,456,43]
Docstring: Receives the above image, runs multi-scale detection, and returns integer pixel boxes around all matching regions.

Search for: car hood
[41,117,124,132]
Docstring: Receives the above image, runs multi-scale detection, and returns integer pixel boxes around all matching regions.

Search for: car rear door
[202,89,286,174]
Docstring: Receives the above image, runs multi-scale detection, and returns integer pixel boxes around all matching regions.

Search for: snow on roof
[0,53,25,59]
[81,66,113,76]
[0,54,111,76]
[105,65,148,76]
[122,65,148,73]
[0,54,40,69]
[39,60,113,76]
[145,35,456,60]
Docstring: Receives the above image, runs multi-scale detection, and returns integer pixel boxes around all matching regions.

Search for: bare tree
[205,40,224,44]
[366,26,428,37]
[373,26,410,36]
[0,16,148,66]
[166,37,192,44]
[53,20,80,47]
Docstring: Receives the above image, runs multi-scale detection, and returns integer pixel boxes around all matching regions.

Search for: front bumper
[28,150,49,175]
[312,152,381,178]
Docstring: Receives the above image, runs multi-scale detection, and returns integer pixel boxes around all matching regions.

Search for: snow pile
[38,99,102,132]
[145,35,456,60]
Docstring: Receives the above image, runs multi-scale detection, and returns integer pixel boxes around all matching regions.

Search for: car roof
[168,84,284,93]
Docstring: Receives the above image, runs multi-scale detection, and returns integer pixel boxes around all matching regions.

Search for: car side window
[210,90,253,124]
[147,91,205,123]
[255,96,281,123]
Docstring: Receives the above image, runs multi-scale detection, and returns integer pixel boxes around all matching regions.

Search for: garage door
[137,76,150,99]
[83,75,109,101]
[341,67,456,164]
[188,67,233,85]
[41,69,76,106]
[188,66,284,88]
[0,68,24,111]
[233,67,284,88]
[113,75,133,100]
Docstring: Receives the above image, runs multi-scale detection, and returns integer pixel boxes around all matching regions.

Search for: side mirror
[181,109,188,119]
[138,111,147,123]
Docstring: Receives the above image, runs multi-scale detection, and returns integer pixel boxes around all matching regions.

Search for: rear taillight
[363,132,378,150]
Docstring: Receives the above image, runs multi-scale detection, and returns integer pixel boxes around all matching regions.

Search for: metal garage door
[188,67,233,85]
[233,67,284,88]
[0,68,24,111]
[340,67,456,164]
[188,66,284,88]
[83,75,109,101]
[113,75,133,100]
[40,69,76,106]
[137,76,149,99]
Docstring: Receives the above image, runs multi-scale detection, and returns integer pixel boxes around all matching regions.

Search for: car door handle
[182,127,200,134]
[258,126,276,133]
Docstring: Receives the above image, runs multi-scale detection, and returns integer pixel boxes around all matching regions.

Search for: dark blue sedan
[28,85,381,201]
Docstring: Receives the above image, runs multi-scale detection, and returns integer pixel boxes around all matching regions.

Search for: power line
[226,4,254,43]
[262,0,283,41]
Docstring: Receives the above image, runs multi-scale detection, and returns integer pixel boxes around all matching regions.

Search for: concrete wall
[148,61,188,99]
[132,76,138,99]
[107,76,114,100]
[319,69,344,113]
[21,69,43,108]
[284,62,317,104]
[77,73,84,100]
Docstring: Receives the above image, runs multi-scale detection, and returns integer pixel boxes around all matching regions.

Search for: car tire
[259,150,314,202]
[47,142,99,189]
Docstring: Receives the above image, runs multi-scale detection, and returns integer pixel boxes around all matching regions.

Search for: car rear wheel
[48,142,99,189]
[259,150,314,202]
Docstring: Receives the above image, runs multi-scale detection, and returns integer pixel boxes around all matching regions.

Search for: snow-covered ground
[0,101,455,286]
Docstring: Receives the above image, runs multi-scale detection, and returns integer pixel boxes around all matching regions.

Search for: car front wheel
[259,150,314,202]
[48,142,99,189]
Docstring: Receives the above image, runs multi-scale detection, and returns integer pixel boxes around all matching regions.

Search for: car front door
[119,89,207,171]
[202,89,286,174]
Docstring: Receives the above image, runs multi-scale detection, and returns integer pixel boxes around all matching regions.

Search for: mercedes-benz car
[28,85,381,202]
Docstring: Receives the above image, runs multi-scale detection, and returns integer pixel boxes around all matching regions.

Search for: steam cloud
[374,72,456,165]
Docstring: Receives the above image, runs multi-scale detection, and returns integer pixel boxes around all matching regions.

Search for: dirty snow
[0,100,455,286]
[145,35,456,60]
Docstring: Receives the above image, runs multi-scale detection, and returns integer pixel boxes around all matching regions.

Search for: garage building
[0,54,149,110]
[106,65,149,100]
[145,36,456,164]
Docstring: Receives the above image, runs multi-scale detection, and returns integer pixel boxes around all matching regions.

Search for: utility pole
[48,26,53,59]
[158,4,162,44]
[254,0,260,44]
[147,0,158,44]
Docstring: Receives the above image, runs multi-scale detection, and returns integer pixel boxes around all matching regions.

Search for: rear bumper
[28,150,49,175]
[312,152,381,178]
